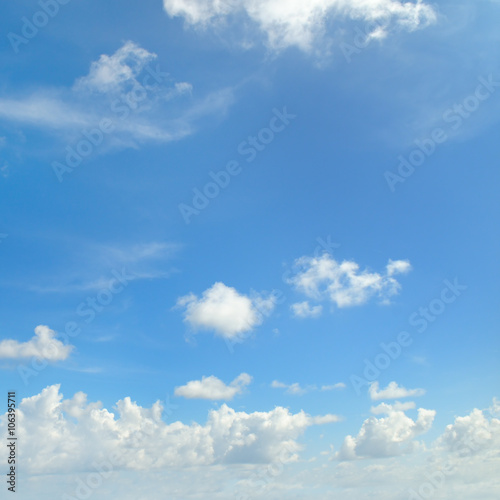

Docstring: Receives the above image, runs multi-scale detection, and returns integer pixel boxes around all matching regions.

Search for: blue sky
[1,1,499,499]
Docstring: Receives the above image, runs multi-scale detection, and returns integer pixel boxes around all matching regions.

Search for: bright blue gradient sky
[0,1,499,499]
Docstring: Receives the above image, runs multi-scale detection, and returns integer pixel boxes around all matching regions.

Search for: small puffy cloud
[337,406,435,460]
[163,0,436,53]
[0,385,339,474]
[438,406,500,456]
[177,282,276,339]
[369,382,425,401]
[287,254,411,309]
[175,373,252,400]
[0,325,73,361]
[291,301,323,318]
[386,259,412,276]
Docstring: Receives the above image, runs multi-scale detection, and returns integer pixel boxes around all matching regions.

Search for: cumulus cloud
[287,254,411,309]
[177,282,276,339]
[337,405,435,460]
[370,401,416,415]
[291,301,323,318]
[175,373,252,400]
[163,0,437,53]
[437,406,500,456]
[0,325,73,361]
[0,385,339,474]
[490,397,500,417]
[369,381,425,401]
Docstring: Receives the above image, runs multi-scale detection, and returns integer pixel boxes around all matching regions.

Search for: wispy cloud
[27,241,179,294]
[272,380,345,395]
[0,42,233,153]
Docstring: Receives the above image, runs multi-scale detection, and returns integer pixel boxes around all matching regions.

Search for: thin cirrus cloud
[369,381,426,401]
[0,384,340,473]
[286,254,411,313]
[174,373,252,400]
[163,0,437,53]
[0,325,73,361]
[271,380,312,395]
[27,241,179,294]
[272,381,346,395]
[0,41,233,149]
[176,282,276,339]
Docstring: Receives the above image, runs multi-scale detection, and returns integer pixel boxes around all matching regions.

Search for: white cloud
[272,381,346,395]
[0,385,339,474]
[163,0,437,53]
[386,258,412,276]
[175,373,252,400]
[490,397,500,417]
[0,325,73,361]
[291,301,323,318]
[321,383,346,391]
[287,254,411,309]
[271,380,313,395]
[74,41,157,94]
[0,42,231,152]
[370,401,416,415]
[337,405,435,460]
[177,282,276,339]
[437,406,500,456]
[28,241,179,294]
[369,381,425,401]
